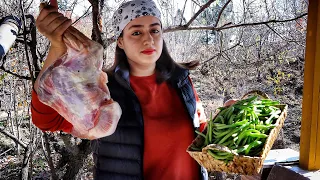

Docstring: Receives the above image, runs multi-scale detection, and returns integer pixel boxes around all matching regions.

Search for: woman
[32,0,209,179]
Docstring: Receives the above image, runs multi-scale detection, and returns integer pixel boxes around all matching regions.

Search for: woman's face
[117,16,163,70]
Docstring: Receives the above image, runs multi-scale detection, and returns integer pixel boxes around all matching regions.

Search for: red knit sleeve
[31,90,73,133]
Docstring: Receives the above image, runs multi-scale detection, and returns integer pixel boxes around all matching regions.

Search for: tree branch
[103,13,307,48]
[214,0,232,27]
[180,0,188,25]
[20,0,35,84]
[0,65,32,80]
[185,0,217,27]
[202,42,240,64]
[0,128,27,149]
[218,13,308,30]
[103,38,116,49]
[265,23,305,47]
[72,5,92,26]
[25,15,41,79]
[88,0,103,45]
[164,13,308,33]
[191,0,201,7]
[42,132,58,180]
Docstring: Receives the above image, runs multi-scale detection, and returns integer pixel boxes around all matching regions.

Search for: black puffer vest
[91,64,208,180]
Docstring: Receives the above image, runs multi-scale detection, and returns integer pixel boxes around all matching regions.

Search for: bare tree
[0,0,307,179]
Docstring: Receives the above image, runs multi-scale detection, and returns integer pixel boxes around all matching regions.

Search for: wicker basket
[187,90,288,175]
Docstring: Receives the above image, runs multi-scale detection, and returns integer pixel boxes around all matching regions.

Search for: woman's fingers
[63,29,84,50]
[48,16,71,36]
[36,0,90,50]
[224,99,238,107]
[38,12,64,33]
[49,0,58,8]
[36,7,71,44]
[37,4,58,22]
[68,26,91,45]
[43,12,64,25]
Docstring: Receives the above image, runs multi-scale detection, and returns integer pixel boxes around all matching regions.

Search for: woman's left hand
[223,99,238,107]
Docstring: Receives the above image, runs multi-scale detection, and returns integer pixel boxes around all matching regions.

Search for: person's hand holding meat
[33,0,122,139]
[36,1,70,56]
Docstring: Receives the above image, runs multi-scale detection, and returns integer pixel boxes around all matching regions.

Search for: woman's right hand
[34,0,72,91]
[36,0,72,54]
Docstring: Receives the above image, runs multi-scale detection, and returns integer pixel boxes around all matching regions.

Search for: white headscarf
[112,0,162,39]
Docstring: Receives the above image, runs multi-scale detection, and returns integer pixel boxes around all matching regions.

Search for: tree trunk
[20,146,31,180]
[62,140,92,180]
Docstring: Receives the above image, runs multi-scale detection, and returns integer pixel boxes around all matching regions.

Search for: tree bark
[88,0,103,45]
[62,140,92,180]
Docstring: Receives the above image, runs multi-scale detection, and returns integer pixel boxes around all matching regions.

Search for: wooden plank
[300,0,320,170]
[316,3,320,168]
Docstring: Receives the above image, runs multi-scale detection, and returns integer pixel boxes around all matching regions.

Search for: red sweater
[130,73,203,180]
[31,74,206,179]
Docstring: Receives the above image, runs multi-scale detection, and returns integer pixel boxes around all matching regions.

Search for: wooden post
[299,0,320,170]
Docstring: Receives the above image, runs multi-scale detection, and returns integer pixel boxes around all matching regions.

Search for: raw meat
[36,26,121,139]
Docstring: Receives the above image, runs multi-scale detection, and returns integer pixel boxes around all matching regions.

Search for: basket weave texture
[186,91,288,175]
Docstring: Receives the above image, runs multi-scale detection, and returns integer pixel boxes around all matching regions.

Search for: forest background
[0,0,308,179]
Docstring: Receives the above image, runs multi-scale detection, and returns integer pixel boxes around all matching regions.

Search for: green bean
[249,124,276,130]
[241,136,249,146]
[228,114,236,125]
[226,106,235,120]
[265,110,281,124]
[213,128,233,139]
[221,139,235,147]
[195,130,206,139]
[190,146,202,151]
[208,150,234,161]
[213,115,225,123]
[244,140,263,155]
[217,122,250,144]
[235,126,251,145]
[215,151,233,156]
[196,94,283,159]
[213,119,249,130]
[208,113,213,143]
[217,108,229,118]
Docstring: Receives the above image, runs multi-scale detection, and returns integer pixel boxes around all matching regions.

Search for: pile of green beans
[193,95,282,163]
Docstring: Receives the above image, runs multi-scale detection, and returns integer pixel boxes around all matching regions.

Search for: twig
[42,132,59,180]
[25,14,41,79]
[0,65,31,80]
[214,0,232,27]
[0,148,13,156]
[0,128,27,149]
[20,0,35,84]
[265,23,305,47]
[185,0,217,27]
[202,42,240,64]
[180,0,188,25]
[191,0,201,7]
[72,5,92,25]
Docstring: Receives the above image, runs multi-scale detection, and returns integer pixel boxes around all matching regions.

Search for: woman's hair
[108,35,199,83]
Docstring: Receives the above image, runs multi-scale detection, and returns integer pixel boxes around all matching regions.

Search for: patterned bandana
[112,0,162,39]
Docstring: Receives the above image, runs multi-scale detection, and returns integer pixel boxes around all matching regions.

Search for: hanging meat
[36,26,122,140]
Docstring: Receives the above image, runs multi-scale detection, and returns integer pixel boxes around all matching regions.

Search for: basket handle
[241,90,270,100]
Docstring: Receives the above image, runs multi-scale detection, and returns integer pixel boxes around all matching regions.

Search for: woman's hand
[36,0,72,54]
[223,99,238,107]
[34,0,72,91]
